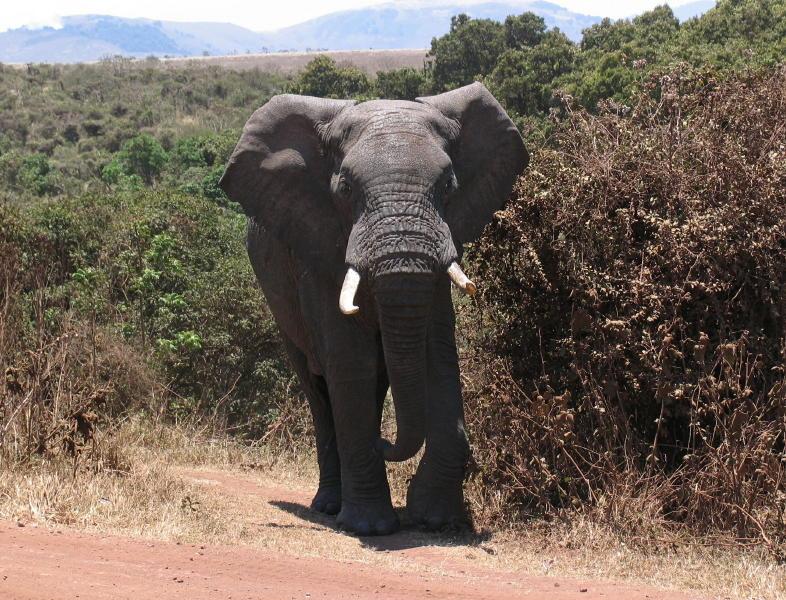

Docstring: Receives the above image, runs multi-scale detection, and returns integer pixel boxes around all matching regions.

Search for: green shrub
[0,153,58,196]
[288,55,372,99]
[115,133,168,185]
[374,68,429,100]
[0,190,291,445]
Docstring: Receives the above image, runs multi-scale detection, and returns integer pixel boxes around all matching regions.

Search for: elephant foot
[407,475,468,531]
[310,484,342,515]
[336,499,399,536]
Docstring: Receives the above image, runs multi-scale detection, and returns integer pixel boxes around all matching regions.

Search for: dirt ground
[0,467,708,600]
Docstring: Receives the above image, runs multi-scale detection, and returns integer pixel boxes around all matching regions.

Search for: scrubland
[1,1,785,597]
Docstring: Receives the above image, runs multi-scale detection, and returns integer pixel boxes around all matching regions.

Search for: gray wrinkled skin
[220,83,528,536]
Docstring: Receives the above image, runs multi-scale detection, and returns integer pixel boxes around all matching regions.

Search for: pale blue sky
[1,0,700,33]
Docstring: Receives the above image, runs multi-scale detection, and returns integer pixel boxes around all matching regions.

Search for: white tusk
[447,262,477,296]
[339,267,361,315]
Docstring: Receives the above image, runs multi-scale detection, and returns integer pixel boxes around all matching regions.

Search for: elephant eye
[337,176,352,198]
[441,174,456,199]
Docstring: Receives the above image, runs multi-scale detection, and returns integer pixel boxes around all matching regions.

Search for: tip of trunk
[375,435,424,462]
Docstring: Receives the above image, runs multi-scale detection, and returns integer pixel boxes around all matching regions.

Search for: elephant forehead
[348,135,449,178]
[332,103,443,145]
[365,109,433,136]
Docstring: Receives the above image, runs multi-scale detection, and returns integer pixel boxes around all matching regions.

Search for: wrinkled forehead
[326,100,456,176]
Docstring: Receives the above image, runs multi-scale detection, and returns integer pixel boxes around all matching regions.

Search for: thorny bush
[461,66,786,554]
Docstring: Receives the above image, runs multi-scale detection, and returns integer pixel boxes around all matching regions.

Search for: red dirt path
[0,469,707,600]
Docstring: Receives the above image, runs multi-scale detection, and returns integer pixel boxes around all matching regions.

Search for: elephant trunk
[374,275,434,462]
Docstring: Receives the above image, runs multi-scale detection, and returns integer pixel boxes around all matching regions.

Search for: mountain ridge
[0,1,715,64]
[257,1,602,51]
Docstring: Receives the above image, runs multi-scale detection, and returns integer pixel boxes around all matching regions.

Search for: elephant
[219,82,528,535]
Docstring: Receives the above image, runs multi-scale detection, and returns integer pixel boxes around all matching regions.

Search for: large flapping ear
[219,94,355,272]
[417,82,528,245]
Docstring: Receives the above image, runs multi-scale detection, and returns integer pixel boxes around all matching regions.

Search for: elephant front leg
[328,368,399,536]
[407,285,470,529]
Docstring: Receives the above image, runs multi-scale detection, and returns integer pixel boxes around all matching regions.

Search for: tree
[427,15,506,91]
[505,12,547,49]
[674,0,786,68]
[566,5,682,109]
[580,17,635,53]
[375,68,429,100]
[289,55,372,99]
[487,29,576,117]
[630,5,680,62]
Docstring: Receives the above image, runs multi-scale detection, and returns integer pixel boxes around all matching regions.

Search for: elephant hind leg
[282,337,341,515]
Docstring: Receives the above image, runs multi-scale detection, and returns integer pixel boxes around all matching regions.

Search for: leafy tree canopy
[427,14,506,91]
[287,55,372,99]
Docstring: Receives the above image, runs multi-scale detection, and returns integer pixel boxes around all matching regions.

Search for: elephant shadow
[269,500,492,551]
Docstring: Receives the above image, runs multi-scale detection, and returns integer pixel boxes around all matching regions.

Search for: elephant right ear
[219,94,355,272]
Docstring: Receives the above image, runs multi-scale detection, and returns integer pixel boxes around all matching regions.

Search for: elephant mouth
[339,260,475,316]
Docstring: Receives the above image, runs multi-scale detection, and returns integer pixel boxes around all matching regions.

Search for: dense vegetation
[0,61,294,458]
[464,66,786,551]
[1,0,784,553]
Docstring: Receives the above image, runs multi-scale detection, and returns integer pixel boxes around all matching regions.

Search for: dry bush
[461,65,786,554]
[0,218,155,469]
[254,382,314,458]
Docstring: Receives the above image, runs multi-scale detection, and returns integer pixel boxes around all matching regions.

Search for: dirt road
[0,468,706,600]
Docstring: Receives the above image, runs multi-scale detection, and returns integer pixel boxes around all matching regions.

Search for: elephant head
[220,83,528,462]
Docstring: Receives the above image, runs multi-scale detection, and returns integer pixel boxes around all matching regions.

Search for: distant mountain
[0,1,712,65]
[0,15,265,63]
[672,0,716,21]
[258,2,601,52]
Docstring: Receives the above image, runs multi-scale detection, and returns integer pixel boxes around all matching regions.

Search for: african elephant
[219,82,528,535]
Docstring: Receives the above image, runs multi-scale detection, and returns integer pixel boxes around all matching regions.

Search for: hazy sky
[1,0,699,33]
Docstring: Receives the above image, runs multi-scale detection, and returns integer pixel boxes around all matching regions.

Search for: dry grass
[153,49,428,75]
[6,49,427,74]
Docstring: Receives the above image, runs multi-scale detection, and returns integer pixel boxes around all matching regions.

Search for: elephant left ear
[417,82,529,245]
